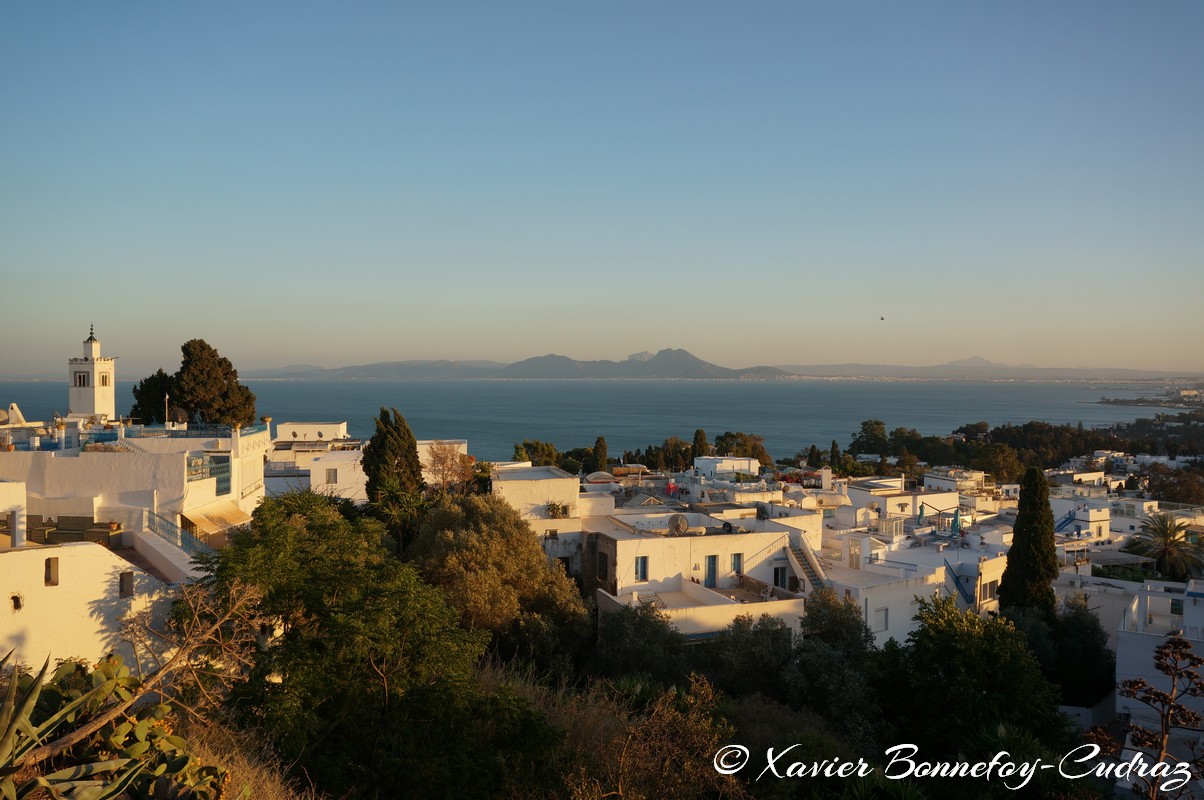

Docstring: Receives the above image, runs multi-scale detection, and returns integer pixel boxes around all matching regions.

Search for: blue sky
[2,1,1202,376]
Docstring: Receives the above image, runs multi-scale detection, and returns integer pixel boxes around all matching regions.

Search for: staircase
[789,537,832,594]
[1055,511,1076,533]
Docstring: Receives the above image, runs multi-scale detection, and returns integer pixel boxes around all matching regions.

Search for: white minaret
[67,325,117,422]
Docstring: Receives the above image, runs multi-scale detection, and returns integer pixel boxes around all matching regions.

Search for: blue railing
[146,511,213,557]
[943,558,976,605]
[125,426,234,439]
[1055,511,1076,533]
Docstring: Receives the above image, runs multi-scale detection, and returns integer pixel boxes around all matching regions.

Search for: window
[597,552,609,581]
[325,468,338,484]
[731,553,743,575]
[873,608,888,633]
[74,372,87,387]
[45,557,59,586]
[100,373,110,387]
[119,571,134,598]
[773,566,788,589]
[980,579,999,603]
[10,595,22,612]
[1172,599,1185,616]
[634,556,648,582]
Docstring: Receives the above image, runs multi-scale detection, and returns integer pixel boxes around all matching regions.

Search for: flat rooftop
[493,466,575,481]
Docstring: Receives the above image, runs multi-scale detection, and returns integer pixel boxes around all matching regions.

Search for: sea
[0,379,1180,462]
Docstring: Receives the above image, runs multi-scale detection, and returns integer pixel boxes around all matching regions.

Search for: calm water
[0,379,1177,461]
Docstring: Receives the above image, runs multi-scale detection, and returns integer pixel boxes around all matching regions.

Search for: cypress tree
[592,436,608,473]
[172,339,256,426]
[829,440,841,468]
[691,429,709,460]
[363,407,424,502]
[807,444,822,468]
[998,466,1059,618]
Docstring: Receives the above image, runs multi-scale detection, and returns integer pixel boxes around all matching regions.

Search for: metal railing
[144,510,213,557]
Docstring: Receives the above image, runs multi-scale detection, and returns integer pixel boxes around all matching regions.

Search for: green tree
[513,439,560,466]
[363,407,424,505]
[702,613,795,701]
[172,339,257,426]
[849,419,888,456]
[784,589,884,748]
[829,440,841,468]
[592,435,609,473]
[1129,512,1204,581]
[204,491,491,795]
[897,596,1065,758]
[410,494,590,671]
[806,444,822,468]
[691,428,710,460]
[714,431,773,466]
[998,466,1059,618]
[129,367,176,424]
[973,442,1026,483]
[594,603,688,686]
[1052,594,1116,706]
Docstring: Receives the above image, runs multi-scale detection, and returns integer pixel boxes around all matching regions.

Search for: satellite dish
[668,514,689,535]
[868,501,880,512]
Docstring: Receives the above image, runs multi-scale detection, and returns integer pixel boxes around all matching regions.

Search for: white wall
[275,422,350,442]
[611,530,791,595]
[492,468,579,520]
[0,542,173,670]
[306,450,367,502]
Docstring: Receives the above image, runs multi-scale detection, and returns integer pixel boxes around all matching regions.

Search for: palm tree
[370,475,426,555]
[1130,513,1204,581]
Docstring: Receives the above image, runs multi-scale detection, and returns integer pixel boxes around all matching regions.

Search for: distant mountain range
[246,349,785,380]
[242,352,1200,381]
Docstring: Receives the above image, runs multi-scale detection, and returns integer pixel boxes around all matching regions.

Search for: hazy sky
[3,2,1202,377]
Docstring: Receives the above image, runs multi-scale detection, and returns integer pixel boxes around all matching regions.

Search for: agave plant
[1,651,241,800]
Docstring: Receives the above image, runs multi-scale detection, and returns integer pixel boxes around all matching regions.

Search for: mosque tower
[67,325,116,421]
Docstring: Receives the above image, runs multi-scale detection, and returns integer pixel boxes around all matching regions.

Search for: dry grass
[174,718,327,800]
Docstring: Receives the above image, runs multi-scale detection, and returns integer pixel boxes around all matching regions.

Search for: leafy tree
[1128,512,1204,581]
[849,419,888,456]
[896,596,1065,758]
[591,435,608,473]
[998,466,1059,618]
[513,438,560,466]
[1146,464,1204,505]
[806,444,822,468]
[701,613,794,701]
[128,367,176,424]
[888,426,923,457]
[594,603,688,686]
[714,431,773,466]
[1052,594,1116,706]
[410,494,589,671]
[363,407,424,505]
[785,589,884,748]
[205,491,490,795]
[691,428,710,460]
[172,339,257,426]
[973,442,1026,483]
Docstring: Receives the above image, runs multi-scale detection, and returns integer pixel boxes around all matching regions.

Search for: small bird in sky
[880,316,885,321]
